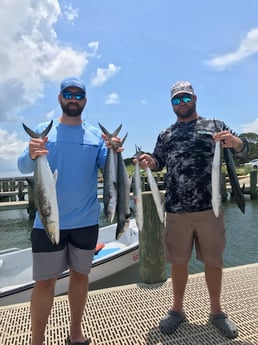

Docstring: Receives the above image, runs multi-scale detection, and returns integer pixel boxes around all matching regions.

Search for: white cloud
[0,0,88,121]
[0,128,27,177]
[46,109,57,120]
[0,129,26,161]
[62,3,78,23]
[87,42,100,58]
[205,28,258,71]
[239,119,258,133]
[106,93,120,104]
[91,63,121,87]
[140,100,148,105]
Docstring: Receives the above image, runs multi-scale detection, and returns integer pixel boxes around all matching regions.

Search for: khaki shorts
[164,210,225,267]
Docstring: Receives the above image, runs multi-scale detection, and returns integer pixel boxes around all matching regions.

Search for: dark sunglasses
[62,91,86,100]
[171,93,192,106]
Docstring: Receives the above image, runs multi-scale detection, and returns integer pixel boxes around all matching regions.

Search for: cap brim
[171,90,194,99]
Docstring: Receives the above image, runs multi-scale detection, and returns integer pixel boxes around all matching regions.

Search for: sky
[1,0,258,177]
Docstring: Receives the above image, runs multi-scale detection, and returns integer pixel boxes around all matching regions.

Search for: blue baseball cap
[60,77,86,93]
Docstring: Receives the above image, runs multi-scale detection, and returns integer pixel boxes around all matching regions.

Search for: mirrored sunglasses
[171,94,192,106]
[62,91,86,100]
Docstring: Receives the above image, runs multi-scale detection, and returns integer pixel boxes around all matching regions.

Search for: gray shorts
[31,225,99,281]
[164,210,225,267]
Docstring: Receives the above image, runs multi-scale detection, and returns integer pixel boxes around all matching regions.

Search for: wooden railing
[0,176,35,218]
[0,171,258,218]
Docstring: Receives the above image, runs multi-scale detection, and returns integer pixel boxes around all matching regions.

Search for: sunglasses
[62,91,86,100]
[171,94,192,106]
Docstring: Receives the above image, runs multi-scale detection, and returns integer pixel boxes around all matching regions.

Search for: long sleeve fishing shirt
[152,117,249,213]
[17,120,107,229]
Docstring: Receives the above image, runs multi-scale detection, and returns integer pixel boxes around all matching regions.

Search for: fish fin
[134,145,143,158]
[22,120,53,139]
[113,181,117,190]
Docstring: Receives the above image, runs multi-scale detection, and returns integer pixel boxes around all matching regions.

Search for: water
[1,200,258,290]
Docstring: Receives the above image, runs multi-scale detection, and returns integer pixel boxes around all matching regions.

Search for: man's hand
[102,134,124,152]
[29,137,48,160]
[134,153,157,170]
[213,131,243,153]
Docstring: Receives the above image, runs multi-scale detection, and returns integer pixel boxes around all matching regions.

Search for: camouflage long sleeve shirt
[152,116,248,213]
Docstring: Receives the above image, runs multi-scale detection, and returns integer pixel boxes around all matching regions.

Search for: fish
[116,149,131,239]
[223,147,245,214]
[98,123,131,239]
[22,120,60,244]
[213,119,245,214]
[133,146,144,231]
[146,166,164,223]
[211,140,221,217]
[98,123,122,223]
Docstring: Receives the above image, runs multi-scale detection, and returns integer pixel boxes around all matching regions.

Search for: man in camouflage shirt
[138,81,248,339]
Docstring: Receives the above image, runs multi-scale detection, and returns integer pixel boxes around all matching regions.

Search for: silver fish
[224,147,245,213]
[22,120,60,244]
[146,166,164,223]
[98,123,122,223]
[133,146,144,231]
[98,123,131,239]
[211,140,221,217]
[116,149,131,239]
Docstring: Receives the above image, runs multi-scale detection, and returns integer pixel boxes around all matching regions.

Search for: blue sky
[1,0,258,177]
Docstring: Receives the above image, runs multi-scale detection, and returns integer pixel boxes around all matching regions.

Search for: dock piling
[139,192,166,284]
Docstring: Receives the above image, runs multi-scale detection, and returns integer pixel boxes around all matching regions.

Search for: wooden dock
[0,263,257,344]
[0,200,29,211]
[0,172,258,216]
[0,177,30,212]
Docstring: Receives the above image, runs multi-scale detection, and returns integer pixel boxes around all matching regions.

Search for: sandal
[159,310,186,334]
[66,336,92,345]
[209,313,238,339]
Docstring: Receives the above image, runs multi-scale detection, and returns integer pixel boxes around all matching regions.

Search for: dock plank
[0,201,29,211]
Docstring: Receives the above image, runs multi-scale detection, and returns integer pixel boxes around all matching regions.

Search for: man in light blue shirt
[18,77,108,345]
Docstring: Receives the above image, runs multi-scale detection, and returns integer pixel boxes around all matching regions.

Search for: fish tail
[54,231,60,245]
[115,215,130,240]
[98,123,122,138]
[121,132,128,145]
[22,120,53,139]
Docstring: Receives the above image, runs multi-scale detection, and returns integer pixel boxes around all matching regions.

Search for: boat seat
[94,247,121,259]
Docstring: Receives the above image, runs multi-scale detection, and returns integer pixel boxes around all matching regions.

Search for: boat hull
[0,220,139,306]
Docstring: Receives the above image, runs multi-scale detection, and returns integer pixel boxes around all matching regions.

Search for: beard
[174,102,196,120]
[60,100,85,117]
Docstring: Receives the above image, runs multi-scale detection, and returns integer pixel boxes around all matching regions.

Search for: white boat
[0,219,139,306]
